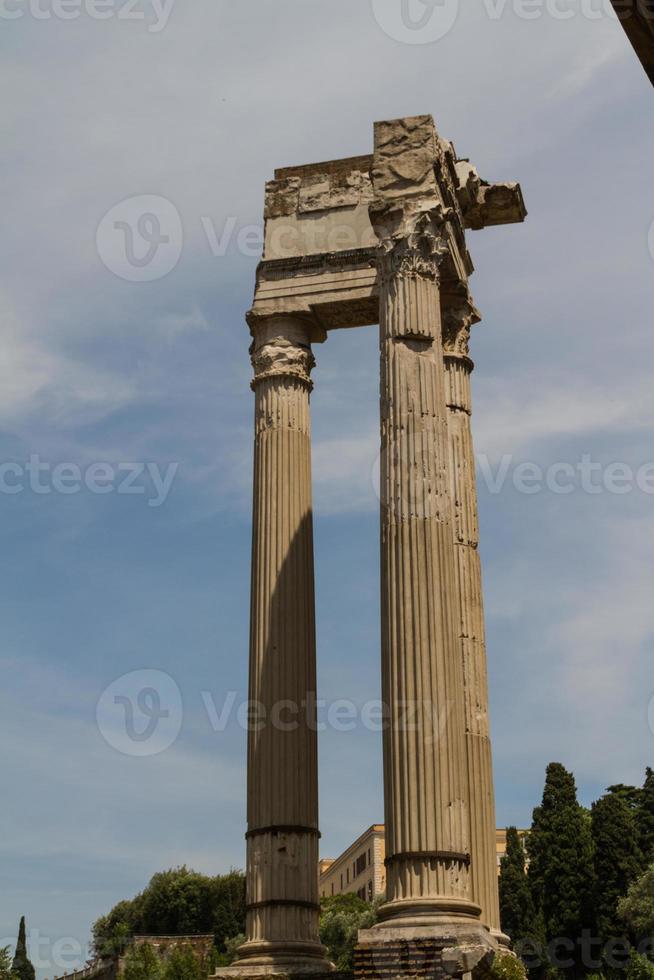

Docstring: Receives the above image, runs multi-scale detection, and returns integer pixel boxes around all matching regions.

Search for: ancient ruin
[215,115,526,980]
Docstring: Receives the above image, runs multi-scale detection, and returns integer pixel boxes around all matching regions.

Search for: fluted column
[233,315,332,974]
[371,203,481,929]
[443,301,502,937]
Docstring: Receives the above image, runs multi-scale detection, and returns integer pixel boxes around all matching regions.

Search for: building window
[346,868,349,884]
[331,883,334,896]
[340,874,343,889]
[355,853,367,877]
[368,881,373,902]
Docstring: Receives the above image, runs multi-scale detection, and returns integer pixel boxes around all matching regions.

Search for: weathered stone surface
[217,316,333,978]
[442,943,494,977]
[227,114,527,980]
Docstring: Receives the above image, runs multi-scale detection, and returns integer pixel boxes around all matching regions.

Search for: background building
[320,826,527,901]
[319,826,386,902]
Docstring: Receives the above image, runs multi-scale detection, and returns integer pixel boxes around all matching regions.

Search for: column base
[355,917,498,980]
[213,940,336,979]
[490,930,512,950]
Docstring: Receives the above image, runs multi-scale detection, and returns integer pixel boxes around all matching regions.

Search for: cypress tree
[499,827,538,948]
[11,918,35,980]
[591,793,641,945]
[637,768,654,866]
[607,784,642,814]
[527,764,594,975]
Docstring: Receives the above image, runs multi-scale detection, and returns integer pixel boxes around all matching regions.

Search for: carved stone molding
[250,337,315,390]
[443,295,481,360]
[370,202,453,286]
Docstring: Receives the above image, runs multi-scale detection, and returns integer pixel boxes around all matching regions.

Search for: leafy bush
[490,952,529,980]
[319,893,379,972]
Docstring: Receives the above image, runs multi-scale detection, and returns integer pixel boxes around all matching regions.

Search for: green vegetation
[618,863,654,940]
[592,793,641,944]
[527,762,594,974]
[497,765,654,978]
[319,893,379,972]
[499,827,539,952]
[0,947,12,980]
[11,918,35,980]
[92,868,246,958]
[638,770,654,866]
[491,951,529,980]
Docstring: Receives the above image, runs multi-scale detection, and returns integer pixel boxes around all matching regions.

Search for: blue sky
[1,0,654,974]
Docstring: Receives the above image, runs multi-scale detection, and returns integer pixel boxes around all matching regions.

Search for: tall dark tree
[11,918,35,980]
[607,784,642,814]
[591,793,641,944]
[637,768,654,866]
[499,827,538,948]
[527,764,594,976]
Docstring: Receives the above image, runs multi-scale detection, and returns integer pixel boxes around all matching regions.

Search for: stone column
[443,299,502,939]
[372,202,481,929]
[227,315,332,976]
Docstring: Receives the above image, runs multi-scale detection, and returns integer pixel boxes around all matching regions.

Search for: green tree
[637,770,654,867]
[499,828,538,949]
[607,785,642,814]
[618,865,654,941]
[591,793,641,944]
[0,947,12,980]
[92,869,246,959]
[625,952,654,980]
[122,943,163,980]
[11,918,35,980]
[210,872,246,953]
[161,945,204,980]
[93,900,144,957]
[319,894,378,972]
[527,763,594,976]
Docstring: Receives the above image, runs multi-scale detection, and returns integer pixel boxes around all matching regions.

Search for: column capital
[248,315,317,391]
[369,200,453,286]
